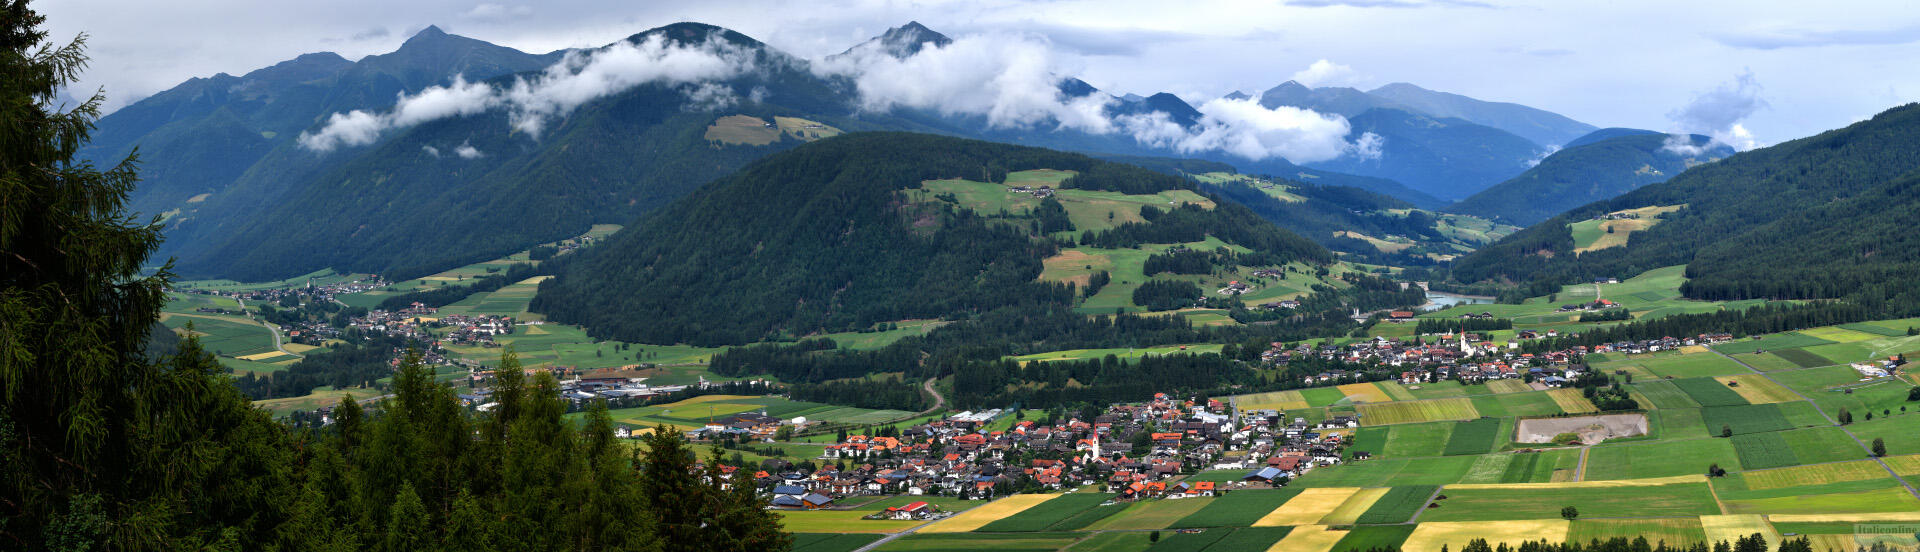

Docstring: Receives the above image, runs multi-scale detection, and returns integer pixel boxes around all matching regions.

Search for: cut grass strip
[1633,380,1703,409]
[1339,382,1392,403]
[1701,403,1792,435]
[1699,515,1780,548]
[1206,527,1294,551]
[1170,488,1302,528]
[1356,398,1479,426]
[1332,526,1417,552]
[1672,377,1750,407]
[1441,418,1502,456]
[1318,487,1391,525]
[1423,482,1719,521]
[1548,388,1599,414]
[1084,497,1212,531]
[1773,348,1836,368]
[1739,460,1889,490]
[1716,375,1800,404]
[1567,518,1707,548]
[1485,379,1532,394]
[978,493,1115,532]
[1354,485,1438,524]
[1729,432,1799,470]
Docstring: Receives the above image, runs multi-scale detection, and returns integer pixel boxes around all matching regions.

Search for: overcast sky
[37,0,1920,145]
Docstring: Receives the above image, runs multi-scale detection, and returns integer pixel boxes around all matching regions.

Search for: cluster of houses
[719,393,1352,511]
[1260,332,1744,388]
[433,314,517,345]
[1557,299,1621,312]
[1217,281,1251,296]
[219,275,390,305]
[1009,184,1055,198]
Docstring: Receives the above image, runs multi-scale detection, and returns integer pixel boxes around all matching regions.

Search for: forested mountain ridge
[1446,131,1730,226]
[165,23,869,281]
[84,26,564,228]
[1448,103,1920,313]
[531,132,1334,346]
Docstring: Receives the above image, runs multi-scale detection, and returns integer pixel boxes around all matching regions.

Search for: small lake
[1421,291,1493,311]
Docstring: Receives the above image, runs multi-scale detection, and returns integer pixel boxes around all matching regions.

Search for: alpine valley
[18,4,1920,552]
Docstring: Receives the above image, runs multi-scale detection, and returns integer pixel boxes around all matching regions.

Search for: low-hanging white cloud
[820,34,1375,164]
[815,33,1117,134]
[1170,97,1369,163]
[298,33,757,152]
[454,141,484,159]
[1290,59,1363,88]
[1666,70,1766,152]
[503,33,757,136]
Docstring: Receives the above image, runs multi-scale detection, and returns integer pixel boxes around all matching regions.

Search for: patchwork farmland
[792,318,1920,551]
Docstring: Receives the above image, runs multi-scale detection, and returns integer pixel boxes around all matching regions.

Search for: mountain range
[93,21,1604,282]
[1445,129,1732,226]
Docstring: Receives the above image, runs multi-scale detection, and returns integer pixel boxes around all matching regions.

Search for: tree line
[0,14,786,547]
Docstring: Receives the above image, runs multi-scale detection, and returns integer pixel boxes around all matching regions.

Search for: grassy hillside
[1450,103,1920,313]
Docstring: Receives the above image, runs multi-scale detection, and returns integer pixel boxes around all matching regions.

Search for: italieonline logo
[1848,524,1920,551]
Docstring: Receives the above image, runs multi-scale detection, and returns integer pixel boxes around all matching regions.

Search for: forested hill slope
[1449,103,1920,311]
[1446,131,1730,226]
[531,132,1332,346]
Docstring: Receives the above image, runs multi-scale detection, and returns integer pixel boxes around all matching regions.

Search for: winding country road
[919,377,946,415]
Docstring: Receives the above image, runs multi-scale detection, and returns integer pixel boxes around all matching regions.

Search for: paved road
[1711,348,1920,500]
[235,297,301,359]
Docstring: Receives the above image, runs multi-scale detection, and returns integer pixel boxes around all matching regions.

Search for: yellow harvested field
[1039,250,1106,287]
[1548,388,1599,413]
[237,351,289,361]
[1238,390,1309,411]
[1769,512,1920,523]
[918,494,1057,533]
[1805,535,1863,552]
[1253,487,1360,526]
[1268,525,1351,552]
[1881,454,1920,476]
[283,343,319,354]
[1680,345,1710,354]
[1403,520,1569,552]
[1445,474,1705,490]
[1356,398,1479,426]
[1699,515,1778,547]
[1716,375,1800,404]
[1319,487,1391,525]
[1485,379,1533,394]
[1742,460,1889,490]
[1338,383,1391,403]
